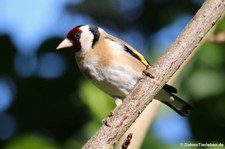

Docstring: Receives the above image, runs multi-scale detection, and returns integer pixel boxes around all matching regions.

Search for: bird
[56,24,192,116]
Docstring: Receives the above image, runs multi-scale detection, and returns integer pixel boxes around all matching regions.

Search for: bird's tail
[158,84,193,117]
[161,93,193,117]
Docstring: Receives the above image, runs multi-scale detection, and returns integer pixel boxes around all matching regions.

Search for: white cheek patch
[79,26,94,54]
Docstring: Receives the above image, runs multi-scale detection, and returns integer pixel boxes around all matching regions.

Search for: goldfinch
[56,24,192,116]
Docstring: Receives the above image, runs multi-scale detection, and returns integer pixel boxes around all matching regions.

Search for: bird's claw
[142,66,154,78]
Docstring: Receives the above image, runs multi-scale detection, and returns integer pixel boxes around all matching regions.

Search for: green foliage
[79,81,114,120]
[214,16,225,34]
[4,134,59,149]
[185,42,225,99]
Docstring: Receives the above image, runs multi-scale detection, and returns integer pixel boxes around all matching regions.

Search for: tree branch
[82,0,225,148]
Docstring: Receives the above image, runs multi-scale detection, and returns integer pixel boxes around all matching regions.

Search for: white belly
[77,57,143,99]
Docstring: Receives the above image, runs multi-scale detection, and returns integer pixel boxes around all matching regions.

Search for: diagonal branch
[82,0,225,148]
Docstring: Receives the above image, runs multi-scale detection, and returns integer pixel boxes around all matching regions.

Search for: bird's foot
[102,98,123,127]
[142,65,154,78]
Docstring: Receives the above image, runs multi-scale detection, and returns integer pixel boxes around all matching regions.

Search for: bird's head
[56,25,100,53]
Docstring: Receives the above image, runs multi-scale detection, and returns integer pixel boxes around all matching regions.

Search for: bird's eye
[74,32,81,40]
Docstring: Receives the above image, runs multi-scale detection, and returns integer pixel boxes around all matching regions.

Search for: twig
[208,31,225,42]
[116,100,160,148]
[82,0,225,148]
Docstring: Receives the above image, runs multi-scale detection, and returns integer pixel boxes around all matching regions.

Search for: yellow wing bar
[124,45,150,67]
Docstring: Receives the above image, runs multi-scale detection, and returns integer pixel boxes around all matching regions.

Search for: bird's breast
[75,53,144,98]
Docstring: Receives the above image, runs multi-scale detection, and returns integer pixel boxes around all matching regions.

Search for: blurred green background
[0,0,225,148]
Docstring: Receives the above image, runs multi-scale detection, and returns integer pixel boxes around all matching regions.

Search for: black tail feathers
[162,94,193,117]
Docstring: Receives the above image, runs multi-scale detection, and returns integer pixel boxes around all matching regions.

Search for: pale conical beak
[56,38,73,50]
